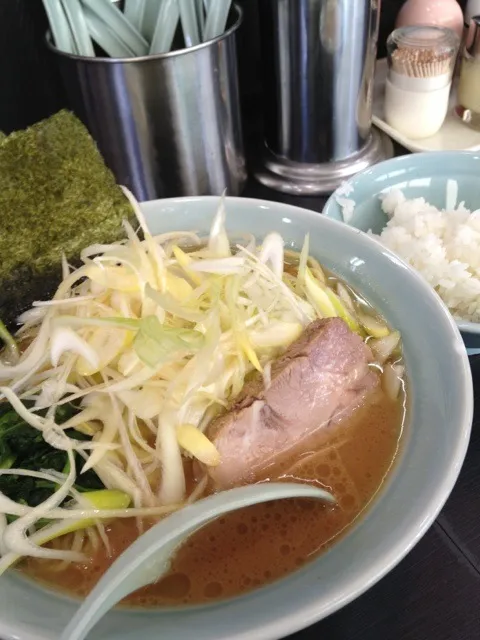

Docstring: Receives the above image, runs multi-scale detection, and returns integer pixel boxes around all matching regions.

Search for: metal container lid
[387,25,459,80]
[388,25,459,53]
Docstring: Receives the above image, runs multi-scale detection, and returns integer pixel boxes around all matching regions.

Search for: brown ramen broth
[21,387,405,606]
[9,247,406,607]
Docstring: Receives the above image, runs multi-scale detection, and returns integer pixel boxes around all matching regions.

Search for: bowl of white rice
[322,151,480,348]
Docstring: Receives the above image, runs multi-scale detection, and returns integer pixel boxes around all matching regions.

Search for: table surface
[243,176,480,640]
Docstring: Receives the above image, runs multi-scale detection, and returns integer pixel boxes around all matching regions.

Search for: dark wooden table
[243,177,480,640]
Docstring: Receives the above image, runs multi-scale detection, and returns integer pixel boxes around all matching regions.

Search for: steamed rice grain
[376,189,480,323]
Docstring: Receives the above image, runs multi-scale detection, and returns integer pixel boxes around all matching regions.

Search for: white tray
[373,58,480,153]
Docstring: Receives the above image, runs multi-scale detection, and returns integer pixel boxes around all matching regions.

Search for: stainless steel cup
[255,0,392,195]
[48,5,246,201]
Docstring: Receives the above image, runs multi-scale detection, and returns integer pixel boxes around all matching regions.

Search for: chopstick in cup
[80,0,149,56]
[141,0,163,41]
[124,0,147,32]
[195,0,205,40]
[203,0,232,41]
[83,5,137,58]
[60,0,95,56]
[179,0,201,47]
[42,0,76,54]
[150,0,180,54]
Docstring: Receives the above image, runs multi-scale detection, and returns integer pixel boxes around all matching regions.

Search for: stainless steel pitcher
[255,0,392,195]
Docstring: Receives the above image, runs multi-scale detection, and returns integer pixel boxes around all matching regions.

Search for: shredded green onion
[0,188,402,569]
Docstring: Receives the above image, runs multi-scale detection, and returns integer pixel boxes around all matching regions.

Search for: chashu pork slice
[208,318,378,488]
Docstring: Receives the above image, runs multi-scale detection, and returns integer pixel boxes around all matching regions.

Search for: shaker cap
[387,25,459,79]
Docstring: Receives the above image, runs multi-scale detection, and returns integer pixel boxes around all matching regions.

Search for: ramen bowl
[0,196,472,640]
[322,151,480,349]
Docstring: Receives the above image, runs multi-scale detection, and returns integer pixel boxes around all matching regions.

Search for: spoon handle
[60,483,334,640]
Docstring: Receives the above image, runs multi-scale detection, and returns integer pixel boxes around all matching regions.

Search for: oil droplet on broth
[154,573,191,600]
[19,390,404,607]
[204,582,223,599]
[316,464,331,476]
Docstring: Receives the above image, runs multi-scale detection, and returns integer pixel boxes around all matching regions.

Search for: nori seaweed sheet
[0,110,133,328]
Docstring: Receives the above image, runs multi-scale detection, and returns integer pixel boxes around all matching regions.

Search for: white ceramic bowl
[323,151,480,349]
[0,196,473,640]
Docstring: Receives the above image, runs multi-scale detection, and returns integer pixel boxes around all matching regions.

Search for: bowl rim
[322,151,480,335]
[0,195,474,640]
[132,196,474,636]
[323,149,480,187]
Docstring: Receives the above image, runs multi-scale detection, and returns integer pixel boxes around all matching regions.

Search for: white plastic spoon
[60,482,335,640]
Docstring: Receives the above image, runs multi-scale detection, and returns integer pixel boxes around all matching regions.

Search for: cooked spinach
[0,401,104,508]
